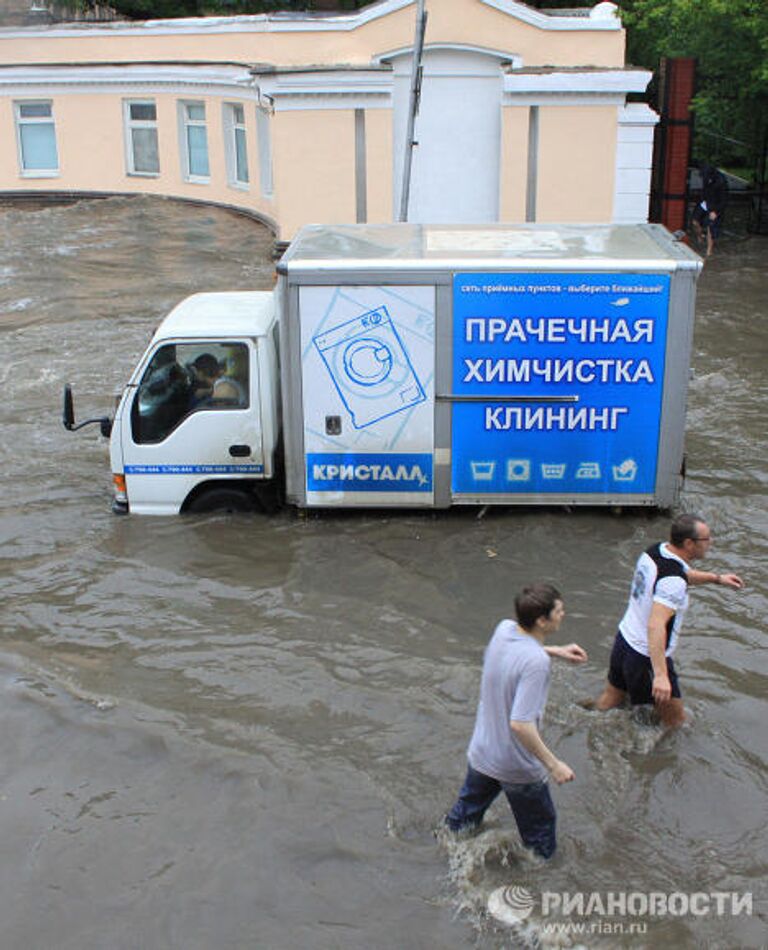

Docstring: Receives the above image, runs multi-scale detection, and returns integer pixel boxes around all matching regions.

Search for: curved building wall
[0,67,281,230]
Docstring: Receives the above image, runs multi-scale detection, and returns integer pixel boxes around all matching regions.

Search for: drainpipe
[398,0,427,222]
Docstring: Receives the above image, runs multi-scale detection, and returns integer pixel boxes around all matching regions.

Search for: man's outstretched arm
[544,643,588,663]
[688,569,744,589]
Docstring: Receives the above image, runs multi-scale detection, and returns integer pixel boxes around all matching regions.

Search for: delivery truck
[63,222,703,515]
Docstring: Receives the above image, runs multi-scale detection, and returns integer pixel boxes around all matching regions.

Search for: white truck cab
[109,291,280,514]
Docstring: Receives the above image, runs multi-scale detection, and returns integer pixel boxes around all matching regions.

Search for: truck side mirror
[62,383,113,437]
[63,384,75,430]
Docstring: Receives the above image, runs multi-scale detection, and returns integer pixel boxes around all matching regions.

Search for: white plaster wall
[612,103,658,223]
[391,47,505,223]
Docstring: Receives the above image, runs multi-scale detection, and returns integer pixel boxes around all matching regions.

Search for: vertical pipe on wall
[398,0,427,222]
[355,108,367,223]
[256,107,273,198]
[525,105,539,222]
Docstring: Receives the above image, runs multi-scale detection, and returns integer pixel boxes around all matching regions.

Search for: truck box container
[277,222,702,509]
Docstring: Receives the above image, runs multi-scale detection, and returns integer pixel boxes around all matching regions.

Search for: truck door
[121,339,263,514]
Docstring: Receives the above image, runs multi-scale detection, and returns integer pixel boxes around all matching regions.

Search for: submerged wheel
[186,486,256,514]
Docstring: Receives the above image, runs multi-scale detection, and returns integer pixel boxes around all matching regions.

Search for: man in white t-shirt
[445,583,587,859]
[592,513,743,727]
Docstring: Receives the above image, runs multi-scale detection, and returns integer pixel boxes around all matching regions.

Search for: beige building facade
[0,0,656,239]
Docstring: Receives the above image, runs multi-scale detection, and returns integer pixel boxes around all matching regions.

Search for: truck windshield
[131,341,249,444]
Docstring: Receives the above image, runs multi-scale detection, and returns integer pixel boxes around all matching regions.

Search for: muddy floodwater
[1,197,766,949]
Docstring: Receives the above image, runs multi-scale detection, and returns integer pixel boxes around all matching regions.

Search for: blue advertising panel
[452,272,671,495]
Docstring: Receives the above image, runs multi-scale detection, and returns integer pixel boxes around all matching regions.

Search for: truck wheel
[254,479,283,514]
[186,487,256,514]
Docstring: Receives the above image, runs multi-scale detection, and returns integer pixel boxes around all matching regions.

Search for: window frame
[131,341,251,445]
[123,98,160,177]
[223,101,249,190]
[178,100,210,183]
[14,99,59,178]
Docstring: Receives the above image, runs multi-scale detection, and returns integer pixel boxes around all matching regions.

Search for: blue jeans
[446,763,557,859]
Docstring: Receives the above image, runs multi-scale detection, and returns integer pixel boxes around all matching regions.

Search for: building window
[14,100,59,176]
[124,99,159,175]
[179,101,210,181]
[224,102,249,187]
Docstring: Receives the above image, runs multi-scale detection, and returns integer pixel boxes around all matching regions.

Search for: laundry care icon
[575,461,601,479]
[471,461,496,481]
[313,306,425,429]
[506,459,531,482]
[613,458,638,482]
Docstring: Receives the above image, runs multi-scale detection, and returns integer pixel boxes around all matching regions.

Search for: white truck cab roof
[151,291,275,343]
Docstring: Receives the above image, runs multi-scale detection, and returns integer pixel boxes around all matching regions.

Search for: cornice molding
[0,0,620,40]
[503,67,650,95]
[481,0,620,30]
[0,62,394,109]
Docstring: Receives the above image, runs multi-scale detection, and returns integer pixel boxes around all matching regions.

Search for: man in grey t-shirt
[445,583,587,859]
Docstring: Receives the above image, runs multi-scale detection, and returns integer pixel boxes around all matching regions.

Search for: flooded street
[1,197,766,949]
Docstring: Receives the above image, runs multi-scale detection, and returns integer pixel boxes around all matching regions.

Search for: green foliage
[99,0,607,21]
[618,0,768,172]
[98,0,367,17]
[105,0,199,17]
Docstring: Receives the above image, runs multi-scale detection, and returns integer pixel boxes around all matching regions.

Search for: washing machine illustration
[312,306,426,429]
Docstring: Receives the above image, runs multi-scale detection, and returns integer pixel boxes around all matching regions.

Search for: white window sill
[184,176,211,185]
[21,170,60,178]
[228,180,250,191]
[127,171,160,178]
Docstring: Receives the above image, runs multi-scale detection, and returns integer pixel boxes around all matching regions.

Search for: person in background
[189,353,223,406]
[590,513,744,727]
[213,347,248,406]
[692,163,729,258]
[445,583,587,860]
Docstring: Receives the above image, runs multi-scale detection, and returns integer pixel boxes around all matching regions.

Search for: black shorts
[607,631,681,705]
[693,203,723,238]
